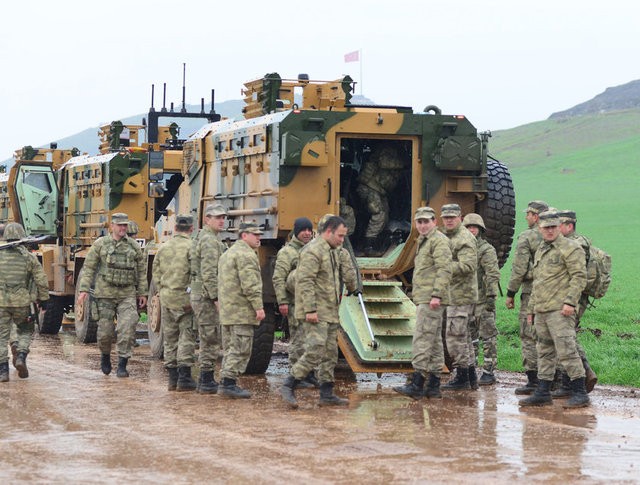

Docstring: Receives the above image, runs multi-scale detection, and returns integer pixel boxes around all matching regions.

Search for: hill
[550,79,640,119]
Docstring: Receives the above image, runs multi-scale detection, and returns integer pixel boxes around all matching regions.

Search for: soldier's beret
[538,210,560,228]
[414,206,436,220]
[239,222,263,235]
[557,209,577,223]
[524,200,549,214]
[440,204,461,217]
[176,214,194,226]
[204,204,227,217]
[111,213,129,225]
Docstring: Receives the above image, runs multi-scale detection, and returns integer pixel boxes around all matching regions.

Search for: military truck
[146,72,516,374]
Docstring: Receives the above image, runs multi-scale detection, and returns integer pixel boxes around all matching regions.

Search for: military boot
[423,374,442,399]
[167,367,178,391]
[197,370,218,394]
[176,367,197,391]
[519,379,552,406]
[116,357,129,378]
[551,372,572,398]
[563,377,590,408]
[220,378,251,399]
[363,238,383,257]
[515,370,539,395]
[478,372,496,386]
[280,375,301,408]
[10,342,18,368]
[582,358,598,393]
[319,382,349,406]
[303,371,320,388]
[442,367,470,390]
[101,354,112,375]
[15,352,29,379]
[393,371,425,399]
[0,362,9,383]
[468,366,479,390]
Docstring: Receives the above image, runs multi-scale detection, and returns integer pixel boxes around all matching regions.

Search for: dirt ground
[0,331,638,484]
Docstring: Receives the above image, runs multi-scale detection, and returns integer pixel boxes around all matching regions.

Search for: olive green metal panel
[14,163,59,236]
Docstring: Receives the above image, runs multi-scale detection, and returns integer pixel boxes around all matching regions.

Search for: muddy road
[1,331,638,484]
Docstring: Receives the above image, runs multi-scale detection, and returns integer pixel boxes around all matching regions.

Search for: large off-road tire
[75,269,98,343]
[147,280,164,359]
[39,296,71,334]
[478,157,516,268]
[244,303,276,375]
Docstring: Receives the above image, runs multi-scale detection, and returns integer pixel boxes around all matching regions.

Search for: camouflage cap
[462,213,486,230]
[538,210,560,228]
[523,200,549,214]
[204,204,227,217]
[239,221,263,235]
[440,203,461,217]
[557,209,577,223]
[414,206,436,220]
[111,212,129,225]
[318,213,336,232]
[126,220,139,236]
[176,214,194,226]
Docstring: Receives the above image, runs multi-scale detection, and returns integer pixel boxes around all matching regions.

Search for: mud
[0,332,638,484]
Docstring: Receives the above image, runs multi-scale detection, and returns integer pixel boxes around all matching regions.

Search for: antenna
[181,63,187,113]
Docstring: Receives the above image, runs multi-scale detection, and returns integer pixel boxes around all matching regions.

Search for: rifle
[0,235,49,250]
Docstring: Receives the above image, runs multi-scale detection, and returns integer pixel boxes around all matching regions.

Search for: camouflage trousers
[220,324,254,380]
[356,185,389,239]
[411,304,445,377]
[534,310,586,381]
[191,296,222,372]
[0,307,31,364]
[470,304,498,373]
[291,321,339,384]
[555,294,590,374]
[518,293,538,372]
[96,297,138,358]
[161,304,196,368]
[287,314,305,368]
[445,304,475,368]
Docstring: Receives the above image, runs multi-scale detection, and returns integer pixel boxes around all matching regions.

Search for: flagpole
[359,49,363,95]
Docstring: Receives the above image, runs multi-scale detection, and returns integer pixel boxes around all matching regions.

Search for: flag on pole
[344,50,359,63]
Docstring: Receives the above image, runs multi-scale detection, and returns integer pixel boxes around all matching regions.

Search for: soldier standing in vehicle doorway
[153,214,197,392]
[77,213,148,378]
[0,223,49,382]
[505,200,549,395]
[218,222,265,399]
[190,204,227,394]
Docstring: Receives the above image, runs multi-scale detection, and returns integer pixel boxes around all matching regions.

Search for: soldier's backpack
[584,245,612,299]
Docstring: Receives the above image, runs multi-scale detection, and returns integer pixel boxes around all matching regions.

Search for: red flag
[344,50,359,63]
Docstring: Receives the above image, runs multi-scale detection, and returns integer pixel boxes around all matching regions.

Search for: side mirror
[148,181,165,198]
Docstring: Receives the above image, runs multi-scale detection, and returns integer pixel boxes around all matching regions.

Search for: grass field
[488,110,640,388]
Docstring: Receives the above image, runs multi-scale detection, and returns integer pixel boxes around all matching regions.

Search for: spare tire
[244,303,276,375]
[75,268,98,343]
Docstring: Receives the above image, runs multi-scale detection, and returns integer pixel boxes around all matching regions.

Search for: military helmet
[126,220,139,237]
[4,222,26,241]
[462,213,486,230]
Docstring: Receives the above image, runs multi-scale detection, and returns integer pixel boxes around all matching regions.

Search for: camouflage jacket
[78,234,147,299]
[357,159,401,194]
[190,226,226,301]
[0,246,49,307]
[218,239,263,325]
[273,235,306,306]
[529,235,587,313]
[476,237,501,303]
[337,246,358,295]
[442,223,478,306]
[295,237,342,323]
[412,226,452,304]
[507,224,543,296]
[153,233,192,310]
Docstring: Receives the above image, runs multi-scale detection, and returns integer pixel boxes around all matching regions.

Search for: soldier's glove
[485,296,496,313]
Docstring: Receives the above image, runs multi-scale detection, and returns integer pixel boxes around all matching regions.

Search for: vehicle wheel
[478,157,516,268]
[39,295,71,334]
[244,303,276,375]
[75,269,98,343]
[147,280,164,359]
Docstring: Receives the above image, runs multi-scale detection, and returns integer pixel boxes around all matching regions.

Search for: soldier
[280,216,353,408]
[439,204,478,390]
[505,200,549,395]
[126,220,139,238]
[190,204,227,394]
[272,217,315,386]
[77,213,148,378]
[519,211,589,408]
[153,214,197,392]
[0,223,49,382]
[463,213,501,385]
[393,207,452,399]
[218,222,265,398]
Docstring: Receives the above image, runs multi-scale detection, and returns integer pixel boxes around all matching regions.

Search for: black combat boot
[515,370,539,395]
[197,370,218,394]
[363,238,382,257]
[10,342,18,368]
[167,368,178,391]
[582,358,598,393]
[0,362,9,383]
[424,374,442,399]
[101,354,112,375]
[478,372,496,386]
[220,378,251,399]
[303,371,320,388]
[176,367,197,391]
[393,371,425,399]
[319,382,349,406]
[116,357,129,378]
[519,379,552,406]
[15,352,29,379]
[563,377,590,408]
[442,367,470,390]
[468,366,479,390]
[280,375,301,408]
[551,372,572,398]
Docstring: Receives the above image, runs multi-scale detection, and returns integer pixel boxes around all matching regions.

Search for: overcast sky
[1,0,638,160]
